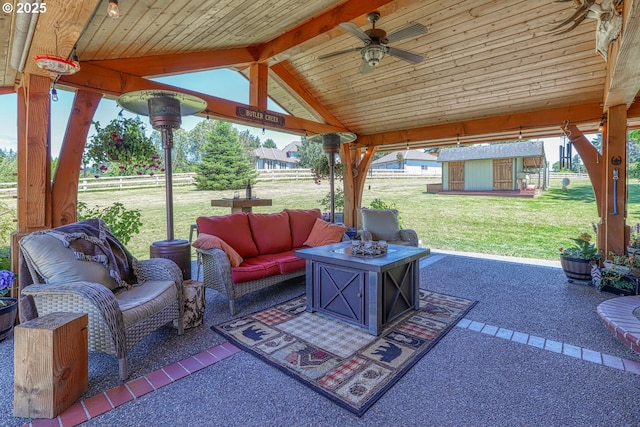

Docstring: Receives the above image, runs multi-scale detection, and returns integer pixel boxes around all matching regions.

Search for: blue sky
[0,68,572,164]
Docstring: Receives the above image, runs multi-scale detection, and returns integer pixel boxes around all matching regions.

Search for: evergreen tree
[297,138,323,168]
[237,129,261,164]
[196,121,257,190]
[262,138,277,148]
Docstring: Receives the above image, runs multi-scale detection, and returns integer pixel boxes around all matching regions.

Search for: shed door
[448,161,464,190]
[493,158,513,190]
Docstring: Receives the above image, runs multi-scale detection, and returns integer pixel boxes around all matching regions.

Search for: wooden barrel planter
[560,256,593,282]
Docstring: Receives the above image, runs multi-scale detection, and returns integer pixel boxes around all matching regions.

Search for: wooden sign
[236,106,285,127]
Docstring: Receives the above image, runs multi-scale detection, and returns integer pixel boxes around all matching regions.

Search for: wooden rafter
[90,47,259,78]
[58,62,349,136]
[270,62,345,128]
[355,102,609,149]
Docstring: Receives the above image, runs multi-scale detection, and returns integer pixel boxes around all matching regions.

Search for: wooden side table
[14,312,88,419]
[210,198,272,213]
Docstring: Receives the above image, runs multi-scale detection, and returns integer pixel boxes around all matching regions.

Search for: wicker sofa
[195,208,345,314]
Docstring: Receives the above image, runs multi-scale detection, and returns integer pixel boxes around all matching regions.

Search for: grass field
[71,176,626,261]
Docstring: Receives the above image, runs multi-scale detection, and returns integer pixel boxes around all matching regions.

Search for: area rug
[212,290,477,416]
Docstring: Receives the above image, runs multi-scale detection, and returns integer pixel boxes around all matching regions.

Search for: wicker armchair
[359,208,419,247]
[18,225,184,380]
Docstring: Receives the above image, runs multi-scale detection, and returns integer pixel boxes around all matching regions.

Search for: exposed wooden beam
[87,47,259,78]
[249,63,268,110]
[0,86,14,95]
[257,0,395,63]
[355,102,606,148]
[270,62,344,128]
[604,0,640,108]
[58,62,349,136]
[16,74,51,232]
[52,90,102,227]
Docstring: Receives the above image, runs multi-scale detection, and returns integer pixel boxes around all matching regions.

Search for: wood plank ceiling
[2,0,639,151]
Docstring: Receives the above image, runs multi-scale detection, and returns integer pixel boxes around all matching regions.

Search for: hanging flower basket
[84,116,163,177]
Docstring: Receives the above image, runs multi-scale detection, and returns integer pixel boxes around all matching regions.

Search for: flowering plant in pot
[84,116,163,177]
[559,232,600,282]
[0,269,17,341]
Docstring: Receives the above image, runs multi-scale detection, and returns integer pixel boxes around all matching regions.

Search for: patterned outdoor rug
[212,290,477,416]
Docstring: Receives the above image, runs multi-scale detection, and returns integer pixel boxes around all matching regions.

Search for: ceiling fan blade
[385,23,427,44]
[359,60,375,74]
[318,47,362,60]
[387,47,424,64]
[339,22,371,42]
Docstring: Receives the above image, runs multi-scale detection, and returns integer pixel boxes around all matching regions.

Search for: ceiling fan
[318,12,427,74]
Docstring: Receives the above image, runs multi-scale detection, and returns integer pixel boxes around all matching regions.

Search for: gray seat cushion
[116,280,177,327]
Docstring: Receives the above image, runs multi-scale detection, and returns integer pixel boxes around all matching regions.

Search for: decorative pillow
[360,208,401,242]
[192,233,243,267]
[285,208,322,247]
[248,211,292,254]
[303,218,346,247]
[196,213,259,258]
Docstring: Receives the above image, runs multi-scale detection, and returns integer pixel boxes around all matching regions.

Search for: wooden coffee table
[295,242,430,335]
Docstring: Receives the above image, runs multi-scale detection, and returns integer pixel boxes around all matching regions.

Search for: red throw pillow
[303,218,346,247]
[191,233,243,267]
[247,212,292,254]
[196,213,259,258]
[285,208,322,247]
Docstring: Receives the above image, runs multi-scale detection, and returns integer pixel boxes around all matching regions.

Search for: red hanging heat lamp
[33,54,80,75]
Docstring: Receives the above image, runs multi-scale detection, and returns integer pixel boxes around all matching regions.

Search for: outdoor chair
[359,208,419,246]
[18,219,184,380]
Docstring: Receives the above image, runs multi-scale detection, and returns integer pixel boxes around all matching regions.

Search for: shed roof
[437,141,546,162]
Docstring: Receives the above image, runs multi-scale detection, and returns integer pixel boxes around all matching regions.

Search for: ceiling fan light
[107,0,120,18]
[363,45,385,67]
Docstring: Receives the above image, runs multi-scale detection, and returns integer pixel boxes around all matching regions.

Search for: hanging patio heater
[117,90,206,280]
[306,132,356,223]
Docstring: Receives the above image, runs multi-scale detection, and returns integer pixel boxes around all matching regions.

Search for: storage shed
[437,141,547,196]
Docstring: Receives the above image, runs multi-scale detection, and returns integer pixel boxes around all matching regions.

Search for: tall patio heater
[307,132,356,223]
[118,90,206,280]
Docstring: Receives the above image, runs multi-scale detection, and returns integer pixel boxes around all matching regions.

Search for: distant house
[437,141,548,195]
[370,149,441,176]
[254,143,300,169]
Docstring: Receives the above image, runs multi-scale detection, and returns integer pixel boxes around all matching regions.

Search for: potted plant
[628,223,640,256]
[0,269,16,341]
[559,232,600,282]
[596,262,637,296]
[84,116,163,177]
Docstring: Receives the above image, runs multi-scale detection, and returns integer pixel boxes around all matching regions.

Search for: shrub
[77,201,142,245]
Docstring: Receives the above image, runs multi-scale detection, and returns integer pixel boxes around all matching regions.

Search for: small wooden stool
[174,280,205,329]
[14,312,88,419]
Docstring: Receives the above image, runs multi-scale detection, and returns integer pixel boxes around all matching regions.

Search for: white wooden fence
[0,170,593,196]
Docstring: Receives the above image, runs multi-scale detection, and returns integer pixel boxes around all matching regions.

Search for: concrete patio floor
[2,250,639,427]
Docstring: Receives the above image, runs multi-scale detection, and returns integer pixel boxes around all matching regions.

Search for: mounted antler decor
[549,0,623,61]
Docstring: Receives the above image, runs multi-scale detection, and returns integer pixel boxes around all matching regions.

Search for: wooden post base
[13,312,88,419]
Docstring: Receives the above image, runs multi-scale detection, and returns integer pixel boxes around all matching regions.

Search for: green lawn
[73,177,624,261]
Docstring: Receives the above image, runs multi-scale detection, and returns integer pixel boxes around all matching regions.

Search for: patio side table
[210,198,272,213]
[14,312,88,419]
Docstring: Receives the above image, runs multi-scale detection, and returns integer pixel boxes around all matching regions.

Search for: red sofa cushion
[247,211,292,255]
[284,208,322,247]
[196,213,259,258]
[231,258,280,284]
[258,250,306,274]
